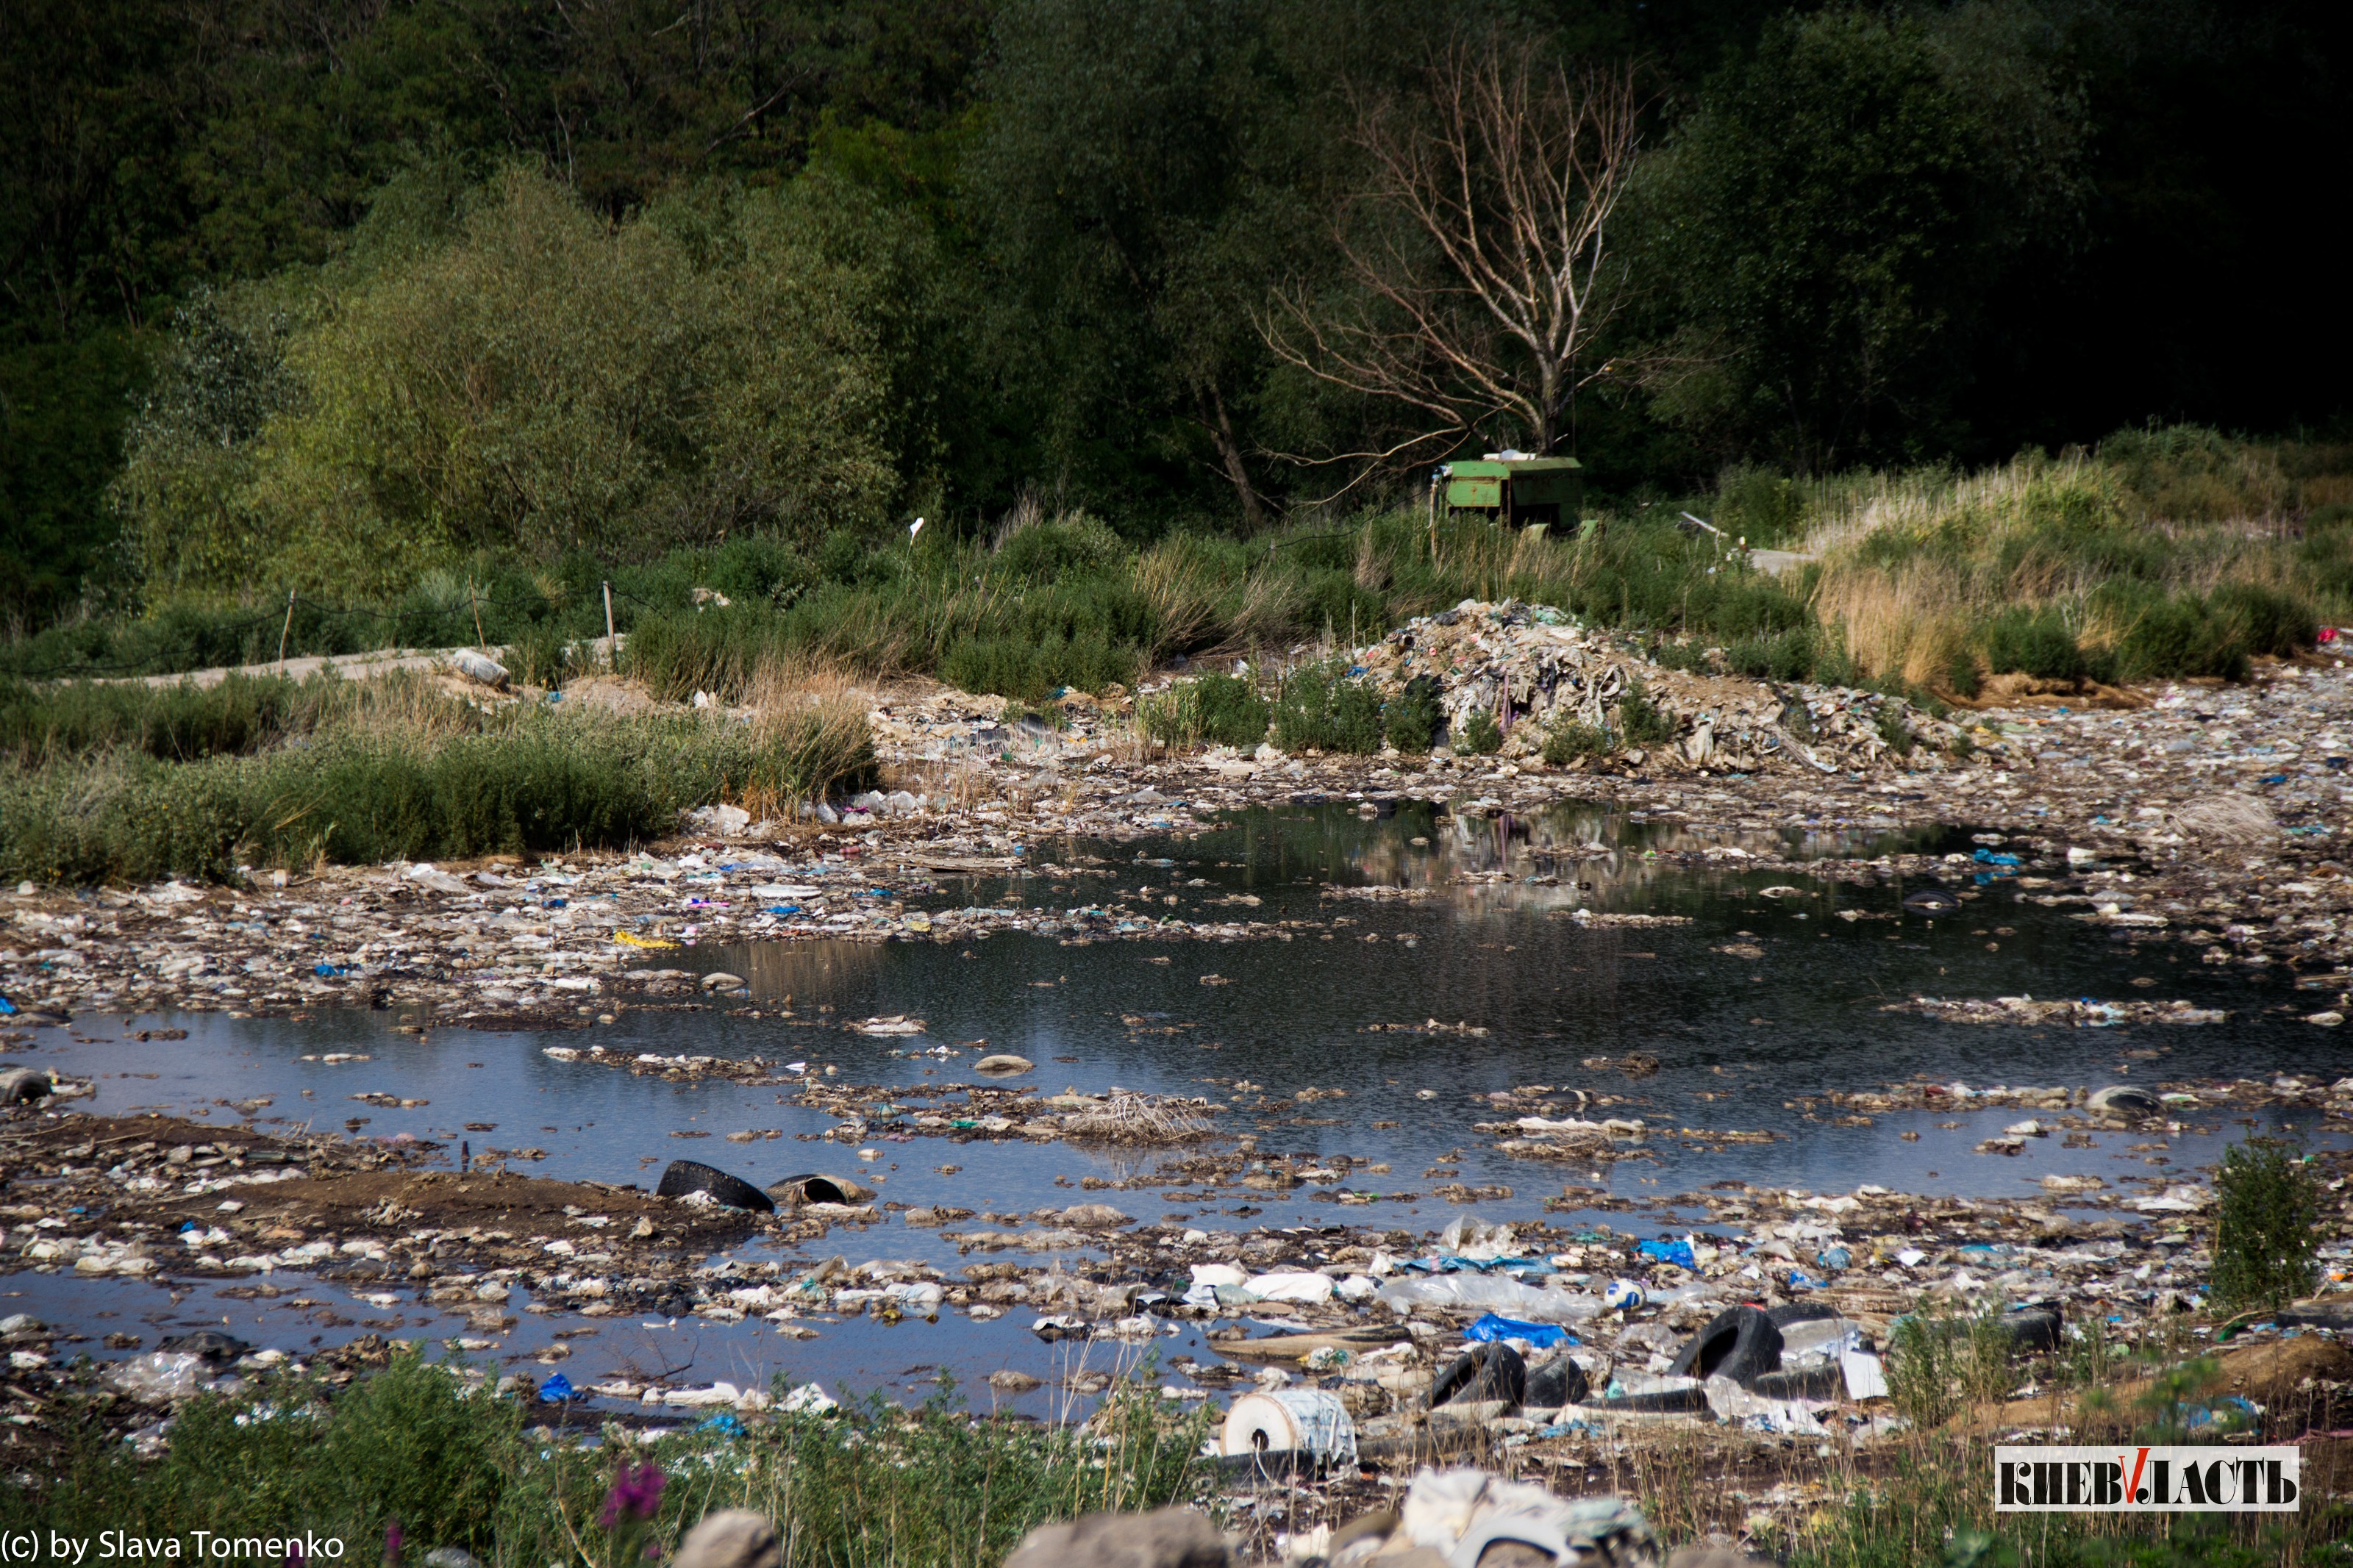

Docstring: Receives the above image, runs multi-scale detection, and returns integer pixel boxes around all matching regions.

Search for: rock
[445,649,510,689]
[700,971,746,991]
[671,1511,781,1568]
[2086,1084,2161,1116]
[988,1369,1043,1392]
[0,1067,54,1103]
[2305,1011,2345,1027]
[155,1328,250,1362]
[1004,1507,1230,1568]
[975,1054,1035,1075]
[421,1551,485,1568]
[1057,1204,1132,1229]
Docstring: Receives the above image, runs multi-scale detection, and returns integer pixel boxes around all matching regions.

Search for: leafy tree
[117,169,931,599]
[1635,5,2085,469]
[968,0,1343,527]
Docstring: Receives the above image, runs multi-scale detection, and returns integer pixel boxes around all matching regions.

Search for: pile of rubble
[1350,600,1966,772]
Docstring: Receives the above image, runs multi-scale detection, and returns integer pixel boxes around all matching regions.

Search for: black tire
[1903,889,1960,914]
[1669,1306,1783,1383]
[1524,1354,1589,1408]
[1746,1366,1844,1400]
[1596,1385,1711,1414]
[1995,1307,2062,1354]
[1429,1341,1527,1408]
[655,1159,776,1213]
[1765,1302,1840,1330]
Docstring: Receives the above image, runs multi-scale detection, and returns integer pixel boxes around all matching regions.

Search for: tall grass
[0,670,874,884]
[3,1351,1210,1568]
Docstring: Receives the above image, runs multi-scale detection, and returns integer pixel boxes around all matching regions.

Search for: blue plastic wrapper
[1465,1312,1574,1349]
[537,1372,579,1402]
[1638,1238,1696,1269]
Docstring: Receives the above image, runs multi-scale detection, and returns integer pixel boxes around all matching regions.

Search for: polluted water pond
[7,799,2347,1421]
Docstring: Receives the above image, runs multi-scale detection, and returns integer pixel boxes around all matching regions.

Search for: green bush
[1943,647,1983,698]
[1979,607,2083,680]
[1141,673,1268,749]
[1725,626,1817,681]
[1457,706,1502,755]
[2210,581,2315,657]
[1382,676,1444,753]
[1542,722,1611,764]
[1651,639,1712,674]
[2095,583,2251,682]
[1875,702,1915,758]
[1615,681,1677,748]
[2210,1136,2323,1311]
[1272,662,1382,754]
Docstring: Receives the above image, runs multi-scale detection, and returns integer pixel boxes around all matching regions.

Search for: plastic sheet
[1465,1312,1574,1349]
[1379,1275,1601,1322]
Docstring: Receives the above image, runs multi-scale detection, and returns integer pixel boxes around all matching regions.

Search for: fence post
[276,590,296,673]
[603,581,616,670]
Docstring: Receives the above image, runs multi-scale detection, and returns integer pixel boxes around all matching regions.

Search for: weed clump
[2210,1136,2324,1311]
[1885,1304,2018,1428]
[1457,706,1502,756]
[1142,673,1268,750]
[1541,722,1611,765]
[1273,662,1382,754]
[1382,676,1444,754]
[1615,681,1677,749]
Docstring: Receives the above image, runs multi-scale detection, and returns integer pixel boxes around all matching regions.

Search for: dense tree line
[3,0,2345,619]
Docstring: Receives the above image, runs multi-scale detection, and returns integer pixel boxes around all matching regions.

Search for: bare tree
[1265,42,1639,472]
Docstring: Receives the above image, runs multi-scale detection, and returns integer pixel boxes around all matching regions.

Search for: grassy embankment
[4,427,2347,882]
[3,1357,1206,1568]
[4,1336,2337,1568]
[0,667,873,885]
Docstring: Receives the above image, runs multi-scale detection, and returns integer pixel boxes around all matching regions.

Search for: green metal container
[1438,456,1582,526]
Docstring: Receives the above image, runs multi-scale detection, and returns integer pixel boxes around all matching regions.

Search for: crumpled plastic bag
[1396,1467,1660,1567]
[108,1351,210,1403]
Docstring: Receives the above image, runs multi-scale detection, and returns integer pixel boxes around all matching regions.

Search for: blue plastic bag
[1638,1238,1697,1270]
[1465,1311,1573,1349]
[537,1372,579,1402]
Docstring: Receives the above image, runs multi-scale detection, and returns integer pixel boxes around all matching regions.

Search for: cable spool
[1218,1389,1357,1466]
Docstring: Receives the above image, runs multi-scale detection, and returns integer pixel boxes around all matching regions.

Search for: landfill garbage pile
[1350,601,1965,773]
[1884,996,2229,1028]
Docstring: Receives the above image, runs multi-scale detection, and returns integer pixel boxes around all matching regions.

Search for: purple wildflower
[382,1520,402,1568]
[601,1461,666,1528]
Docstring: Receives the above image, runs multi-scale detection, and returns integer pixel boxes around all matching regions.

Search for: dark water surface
[14,801,2347,1414]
